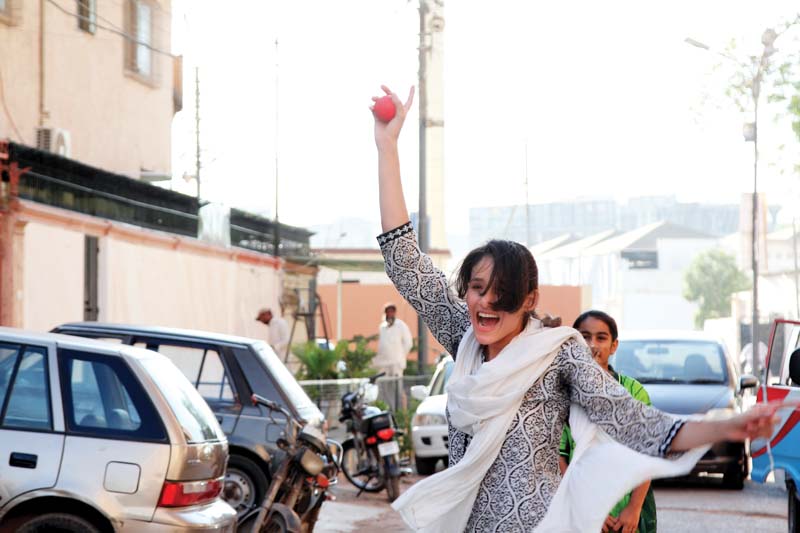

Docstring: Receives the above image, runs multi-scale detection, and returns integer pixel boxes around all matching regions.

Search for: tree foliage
[336,334,378,378]
[709,15,800,173]
[292,341,340,380]
[684,250,750,329]
[292,334,379,380]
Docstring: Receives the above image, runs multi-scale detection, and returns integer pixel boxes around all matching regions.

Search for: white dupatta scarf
[392,319,709,532]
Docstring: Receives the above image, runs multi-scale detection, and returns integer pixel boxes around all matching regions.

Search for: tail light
[158,477,223,508]
[316,473,330,489]
[366,436,377,445]
[377,428,395,441]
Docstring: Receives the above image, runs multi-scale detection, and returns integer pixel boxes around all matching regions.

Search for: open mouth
[477,312,500,329]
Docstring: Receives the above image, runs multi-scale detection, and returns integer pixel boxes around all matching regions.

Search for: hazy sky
[169,1,800,244]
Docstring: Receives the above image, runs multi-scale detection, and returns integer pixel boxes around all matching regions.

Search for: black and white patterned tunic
[378,223,684,532]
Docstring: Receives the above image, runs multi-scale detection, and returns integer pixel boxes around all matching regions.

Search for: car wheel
[790,480,799,533]
[722,452,746,490]
[7,512,100,533]
[224,454,269,518]
[415,455,438,476]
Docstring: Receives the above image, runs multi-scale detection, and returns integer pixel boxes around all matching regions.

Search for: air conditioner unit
[36,127,72,158]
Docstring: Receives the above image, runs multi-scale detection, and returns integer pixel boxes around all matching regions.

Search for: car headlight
[412,414,447,426]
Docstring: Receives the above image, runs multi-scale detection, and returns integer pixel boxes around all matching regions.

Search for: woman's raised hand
[671,400,797,452]
[371,85,415,150]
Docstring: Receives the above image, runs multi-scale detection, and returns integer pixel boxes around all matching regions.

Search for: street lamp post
[685,29,777,377]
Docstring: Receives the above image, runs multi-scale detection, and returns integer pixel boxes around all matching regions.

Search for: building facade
[537,222,719,331]
[0,0,177,178]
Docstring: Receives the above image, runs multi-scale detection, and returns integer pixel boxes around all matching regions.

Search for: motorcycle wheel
[301,495,325,533]
[341,440,385,492]
[386,474,401,503]
[263,513,288,533]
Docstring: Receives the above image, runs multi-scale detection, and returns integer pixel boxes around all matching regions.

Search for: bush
[392,398,421,460]
[337,334,378,378]
[292,342,340,380]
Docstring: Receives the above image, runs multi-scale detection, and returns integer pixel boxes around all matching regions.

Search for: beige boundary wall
[10,200,282,338]
[317,281,590,364]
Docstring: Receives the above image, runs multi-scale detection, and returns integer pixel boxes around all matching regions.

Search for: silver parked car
[613,330,758,489]
[0,328,236,532]
[52,322,327,519]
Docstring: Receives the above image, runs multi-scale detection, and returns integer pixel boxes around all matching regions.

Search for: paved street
[654,477,787,532]
[316,475,420,533]
[317,476,788,532]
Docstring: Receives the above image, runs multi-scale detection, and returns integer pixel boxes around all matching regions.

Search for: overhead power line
[46,0,176,58]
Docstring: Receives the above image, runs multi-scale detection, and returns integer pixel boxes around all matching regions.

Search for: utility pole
[747,27,778,378]
[195,66,201,201]
[794,217,799,319]
[685,27,783,378]
[524,141,531,246]
[417,0,429,375]
[273,38,281,257]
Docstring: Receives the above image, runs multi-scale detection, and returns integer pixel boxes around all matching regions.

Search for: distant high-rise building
[469,195,755,248]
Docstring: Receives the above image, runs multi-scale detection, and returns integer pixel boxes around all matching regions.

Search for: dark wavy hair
[572,310,619,342]
[455,240,539,313]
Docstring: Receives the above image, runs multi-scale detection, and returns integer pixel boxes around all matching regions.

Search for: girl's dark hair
[572,310,618,342]
[456,240,538,313]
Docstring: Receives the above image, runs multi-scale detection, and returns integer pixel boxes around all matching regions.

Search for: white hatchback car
[0,328,236,532]
[410,357,454,475]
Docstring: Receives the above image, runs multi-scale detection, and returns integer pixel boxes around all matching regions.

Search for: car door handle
[9,452,37,469]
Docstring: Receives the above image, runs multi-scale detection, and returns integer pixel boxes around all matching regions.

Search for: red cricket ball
[373,95,397,122]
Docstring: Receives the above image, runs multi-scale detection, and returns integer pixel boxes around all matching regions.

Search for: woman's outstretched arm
[373,85,415,232]
[560,338,788,455]
[669,402,786,451]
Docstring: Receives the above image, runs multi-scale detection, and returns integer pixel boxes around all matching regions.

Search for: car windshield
[430,361,454,396]
[139,352,225,443]
[253,342,323,425]
[612,340,728,384]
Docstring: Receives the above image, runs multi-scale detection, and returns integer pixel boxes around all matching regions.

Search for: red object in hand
[373,95,396,122]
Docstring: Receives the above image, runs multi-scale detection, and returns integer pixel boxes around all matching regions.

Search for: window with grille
[77,0,96,34]
[124,0,155,81]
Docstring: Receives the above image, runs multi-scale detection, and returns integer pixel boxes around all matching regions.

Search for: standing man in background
[257,307,290,360]
[374,303,413,377]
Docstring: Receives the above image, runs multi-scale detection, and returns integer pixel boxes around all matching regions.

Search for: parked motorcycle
[339,372,404,502]
[242,394,341,533]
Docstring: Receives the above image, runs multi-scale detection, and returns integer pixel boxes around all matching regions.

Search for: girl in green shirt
[559,310,657,533]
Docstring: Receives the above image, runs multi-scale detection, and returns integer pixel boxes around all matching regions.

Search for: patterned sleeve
[558,339,685,457]
[377,222,471,357]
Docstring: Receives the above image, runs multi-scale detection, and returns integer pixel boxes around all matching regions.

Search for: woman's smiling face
[465,255,537,359]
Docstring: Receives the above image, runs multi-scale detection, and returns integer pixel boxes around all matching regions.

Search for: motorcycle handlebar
[369,372,386,384]
[251,394,305,433]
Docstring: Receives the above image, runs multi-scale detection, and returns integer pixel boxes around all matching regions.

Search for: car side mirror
[790,348,800,387]
[739,374,758,390]
[410,385,429,401]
